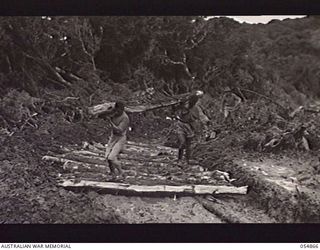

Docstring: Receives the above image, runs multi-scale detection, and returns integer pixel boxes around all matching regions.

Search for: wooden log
[67,149,176,163]
[88,100,180,115]
[43,155,109,167]
[83,143,177,158]
[43,153,189,170]
[62,161,107,171]
[87,91,195,116]
[126,141,177,152]
[89,140,177,155]
[43,155,142,169]
[59,179,248,195]
[197,197,253,223]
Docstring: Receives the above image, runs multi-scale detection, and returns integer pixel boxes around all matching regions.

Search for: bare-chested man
[103,101,130,178]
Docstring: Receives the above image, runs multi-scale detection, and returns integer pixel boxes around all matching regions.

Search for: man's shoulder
[122,112,130,121]
[224,91,240,98]
[194,102,204,111]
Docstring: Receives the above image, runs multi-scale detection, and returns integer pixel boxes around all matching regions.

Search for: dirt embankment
[0,117,125,223]
[194,132,320,223]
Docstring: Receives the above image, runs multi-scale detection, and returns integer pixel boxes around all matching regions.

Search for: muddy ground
[1,112,319,223]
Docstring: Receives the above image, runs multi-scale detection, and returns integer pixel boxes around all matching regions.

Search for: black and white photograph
[0,15,319,228]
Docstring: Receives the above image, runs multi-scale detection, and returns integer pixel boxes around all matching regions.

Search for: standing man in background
[175,90,210,165]
[221,87,242,123]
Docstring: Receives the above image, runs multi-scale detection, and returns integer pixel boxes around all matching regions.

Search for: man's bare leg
[107,159,117,177]
[177,132,186,162]
[107,138,125,179]
[185,137,192,165]
[112,159,123,177]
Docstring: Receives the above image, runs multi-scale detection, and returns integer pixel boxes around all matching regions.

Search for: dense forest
[1,16,320,126]
[1,16,320,224]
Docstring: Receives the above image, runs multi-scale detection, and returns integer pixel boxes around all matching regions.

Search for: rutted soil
[99,195,223,223]
[206,153,320,223]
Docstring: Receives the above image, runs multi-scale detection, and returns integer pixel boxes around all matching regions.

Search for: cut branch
[240,88,287,113]
[55,67,84,82]
[22,52,72,87]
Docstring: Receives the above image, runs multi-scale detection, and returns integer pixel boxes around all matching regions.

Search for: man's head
[195,90,204,98]
[111,101,125,117]
[223,86,231,92]
[188,94,199,108]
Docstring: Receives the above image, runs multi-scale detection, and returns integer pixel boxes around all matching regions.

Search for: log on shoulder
[59,179,248,195]
[88,99,181,115]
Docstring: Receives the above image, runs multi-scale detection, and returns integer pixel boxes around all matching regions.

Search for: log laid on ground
[84,142,177,157]
[43,154,179,169]
[59,179,248,195]
[196,197,253,223]
[43,155,143,169]
[43,155,109,167]
[68,149,177,163]
[62,161,107,172]
[126,140,177,152]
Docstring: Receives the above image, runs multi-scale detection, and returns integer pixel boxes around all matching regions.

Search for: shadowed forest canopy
[0,16,319,102]
[1,16,320,134]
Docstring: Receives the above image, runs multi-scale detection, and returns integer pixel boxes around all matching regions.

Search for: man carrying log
[101,101,130,179]
[175,90,210,165]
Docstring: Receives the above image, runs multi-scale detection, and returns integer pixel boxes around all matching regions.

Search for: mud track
[49,140,275,223]
[213,155,320,223]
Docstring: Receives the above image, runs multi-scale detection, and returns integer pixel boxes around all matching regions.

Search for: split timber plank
[59,179,248,195]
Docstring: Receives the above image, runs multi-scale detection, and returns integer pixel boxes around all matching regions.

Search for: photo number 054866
[300,244,319,249]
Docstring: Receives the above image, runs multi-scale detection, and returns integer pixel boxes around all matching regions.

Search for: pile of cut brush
[243,123,311,152]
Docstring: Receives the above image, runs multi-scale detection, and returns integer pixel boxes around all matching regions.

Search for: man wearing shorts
[221,87,242,122]
[176,91,210,164]
[104,101,130,178]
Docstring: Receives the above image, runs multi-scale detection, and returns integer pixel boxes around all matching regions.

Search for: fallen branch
[59,179,248,195]
[55,67,84,82]
[240,88,288,113]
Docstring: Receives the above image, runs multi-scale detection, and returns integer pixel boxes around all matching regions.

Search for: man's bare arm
[197,104,210,125]
[111,116,129,135]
